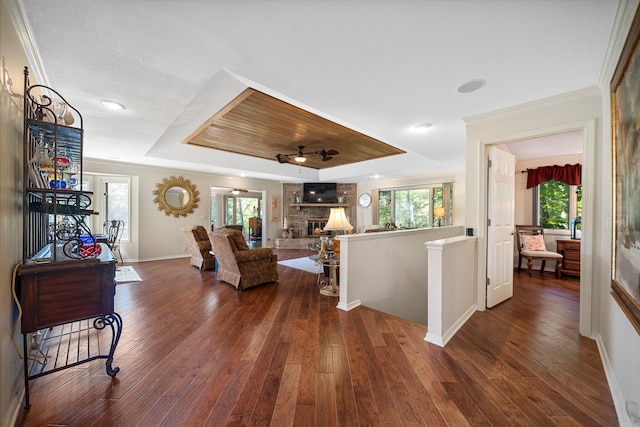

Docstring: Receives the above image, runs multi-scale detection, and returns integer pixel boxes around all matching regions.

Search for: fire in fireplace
[306,219,328,236]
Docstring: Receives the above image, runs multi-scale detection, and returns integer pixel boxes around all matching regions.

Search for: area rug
[277,257,324,274]
[115,266,142,284]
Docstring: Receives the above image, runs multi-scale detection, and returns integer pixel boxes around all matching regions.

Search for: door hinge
[488,159,492,168]
[486,277,490,287]
[487,218,491,226]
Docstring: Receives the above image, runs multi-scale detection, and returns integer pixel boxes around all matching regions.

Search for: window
[210,196,217,229]
[377,182,453,228]
[101,177,130,240]
[535,180,582,230]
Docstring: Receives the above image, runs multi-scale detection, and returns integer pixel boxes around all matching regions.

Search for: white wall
[1,1,33,424]
[84,160,283,261]
[598,1,640,423]
[356,169,466,231]
[426,236,477,347]
[339,226,464,325]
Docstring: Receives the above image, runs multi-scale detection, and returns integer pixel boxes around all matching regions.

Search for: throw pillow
[521,234,546,251]
[231,231,249,251]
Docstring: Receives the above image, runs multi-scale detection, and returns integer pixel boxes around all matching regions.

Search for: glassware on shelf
[34,144,55,173]
[55,145,71,171]
[28,143,54,188]
[38,95,74,125]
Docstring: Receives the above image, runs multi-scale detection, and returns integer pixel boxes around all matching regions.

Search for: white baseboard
[425,305,476,347]
[337,299,361,312]
[594,333,632,426]
[5,387,24,427]
[134,254,190,263]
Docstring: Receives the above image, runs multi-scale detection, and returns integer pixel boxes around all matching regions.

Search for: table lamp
[434,206,445,227]
[323,207,353,254]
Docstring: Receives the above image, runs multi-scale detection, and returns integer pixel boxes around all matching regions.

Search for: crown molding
[462,86,601,126]
[5,0,48,85]
[598,0,640,89]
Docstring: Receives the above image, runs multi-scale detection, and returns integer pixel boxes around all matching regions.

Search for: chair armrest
[235,248,275,263]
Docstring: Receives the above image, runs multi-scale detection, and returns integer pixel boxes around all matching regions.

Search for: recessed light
[415,123,432,131]
[100,100,126,110]
[457,79,486,94]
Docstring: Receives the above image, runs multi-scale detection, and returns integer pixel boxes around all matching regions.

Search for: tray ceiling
[182,88,405,170]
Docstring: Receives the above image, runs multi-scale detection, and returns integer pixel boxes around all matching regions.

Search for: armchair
[182,225,216,270]
[516,225,563,277]
[208,228,278,290]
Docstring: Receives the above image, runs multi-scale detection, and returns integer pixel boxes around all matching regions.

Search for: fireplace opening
[306,219,328,237]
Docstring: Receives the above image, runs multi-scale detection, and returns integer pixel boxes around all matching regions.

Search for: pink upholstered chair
[516,225,563,277]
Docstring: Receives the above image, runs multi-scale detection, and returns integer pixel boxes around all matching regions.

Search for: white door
[486,146,516,308]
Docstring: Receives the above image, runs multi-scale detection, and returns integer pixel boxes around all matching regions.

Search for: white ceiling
[506,130,584,161]
[17,0,617,182]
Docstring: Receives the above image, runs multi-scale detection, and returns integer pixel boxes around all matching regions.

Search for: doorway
[504,130,583,277]
[211,186,264,247]
[480,120,596,337]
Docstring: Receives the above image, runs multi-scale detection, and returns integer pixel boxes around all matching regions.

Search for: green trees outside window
[378,183,451,228]
[393,188,431,228]
[538,180,582,229]
[224,195,262,232]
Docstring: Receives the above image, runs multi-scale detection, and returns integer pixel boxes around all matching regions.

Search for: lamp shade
[324,207,353,231]
[433,207,445,217]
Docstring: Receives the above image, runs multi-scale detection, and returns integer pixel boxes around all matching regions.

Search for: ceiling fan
[230,188,248,195]
[275,145,338,164]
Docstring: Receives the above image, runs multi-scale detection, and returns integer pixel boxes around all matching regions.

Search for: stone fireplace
[275,183,357,248]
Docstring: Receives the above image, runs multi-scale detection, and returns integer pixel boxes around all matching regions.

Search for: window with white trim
[534,180,582,230]
[377,182,453,228]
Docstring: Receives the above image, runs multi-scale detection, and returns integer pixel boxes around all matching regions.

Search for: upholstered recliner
[182,226,216,270]
[208,228,278,290]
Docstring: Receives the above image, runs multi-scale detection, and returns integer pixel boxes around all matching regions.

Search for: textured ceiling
[15,0,617,182]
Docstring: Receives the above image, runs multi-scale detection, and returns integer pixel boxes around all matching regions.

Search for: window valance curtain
[526,163,581,189]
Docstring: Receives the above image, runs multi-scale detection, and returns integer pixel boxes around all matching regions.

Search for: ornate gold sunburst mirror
[152,176,200,217]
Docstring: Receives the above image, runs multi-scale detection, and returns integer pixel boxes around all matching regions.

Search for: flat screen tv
[303,183,338,203]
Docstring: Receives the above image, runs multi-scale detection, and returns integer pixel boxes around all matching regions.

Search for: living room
[2,1,640,425]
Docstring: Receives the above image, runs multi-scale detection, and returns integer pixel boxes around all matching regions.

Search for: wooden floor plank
[270,363,301,427]
[15,255,618,426]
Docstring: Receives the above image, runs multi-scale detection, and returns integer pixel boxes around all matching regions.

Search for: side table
[310,254,340,297]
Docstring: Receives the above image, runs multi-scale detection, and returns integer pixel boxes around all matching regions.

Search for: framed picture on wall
[611,6,640,335]
[271,195,279,222]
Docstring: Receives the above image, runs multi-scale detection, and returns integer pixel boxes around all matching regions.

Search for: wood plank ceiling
[182,88,405,170]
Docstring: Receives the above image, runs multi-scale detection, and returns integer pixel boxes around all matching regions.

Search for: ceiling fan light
[294,156,306,163]
[231,189,240,195]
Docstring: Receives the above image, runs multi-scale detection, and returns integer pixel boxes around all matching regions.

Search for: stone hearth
[274,237,320,250]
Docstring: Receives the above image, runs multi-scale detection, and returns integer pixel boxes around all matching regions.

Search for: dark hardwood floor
[16,249,617,426]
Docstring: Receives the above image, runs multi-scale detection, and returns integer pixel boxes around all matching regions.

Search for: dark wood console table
[17,243,121,409]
